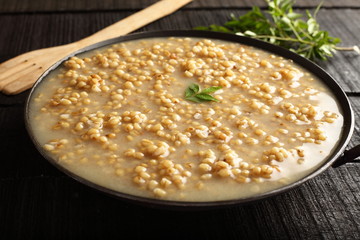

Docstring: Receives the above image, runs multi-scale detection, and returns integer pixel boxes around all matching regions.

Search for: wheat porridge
[28,37,343,201]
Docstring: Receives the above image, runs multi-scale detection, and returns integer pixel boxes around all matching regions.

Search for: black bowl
[25,30,357,210]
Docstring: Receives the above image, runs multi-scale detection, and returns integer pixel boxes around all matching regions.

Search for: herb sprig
[185,83,222,103]
[194,0,360,61]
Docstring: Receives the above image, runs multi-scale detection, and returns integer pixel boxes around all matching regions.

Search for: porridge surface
[29,37,343,201]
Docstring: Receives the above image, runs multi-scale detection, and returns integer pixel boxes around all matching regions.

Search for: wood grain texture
[1,9,359,92]
[0,175,359,239]
[0,0,193,94]
[1,0,360,13]
[1,2,360,239]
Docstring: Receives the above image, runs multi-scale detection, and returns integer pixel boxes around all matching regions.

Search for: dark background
[1,0,360,239]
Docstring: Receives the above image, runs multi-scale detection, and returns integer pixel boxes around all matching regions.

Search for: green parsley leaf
[188,83,200,93]
[185,88,195,98]
[201,86,222,94]
[195,93,220,102]
[184,84,222,103]
[185,96,203,103]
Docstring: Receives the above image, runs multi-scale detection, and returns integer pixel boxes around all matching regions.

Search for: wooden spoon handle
[76,0,193,47]
[1,0,192,95]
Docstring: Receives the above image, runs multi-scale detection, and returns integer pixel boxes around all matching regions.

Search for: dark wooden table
[1,0,360,239]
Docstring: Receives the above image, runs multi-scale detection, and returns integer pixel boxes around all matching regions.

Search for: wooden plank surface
[1,9,359,93]
[1,0,360,13]
[1,1,360,239]
[1,168,360,239]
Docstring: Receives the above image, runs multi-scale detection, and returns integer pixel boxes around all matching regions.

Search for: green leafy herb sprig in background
[185,83,222,103]
[194,0,360,61]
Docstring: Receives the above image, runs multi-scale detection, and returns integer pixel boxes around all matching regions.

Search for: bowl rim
[24,30,354,209]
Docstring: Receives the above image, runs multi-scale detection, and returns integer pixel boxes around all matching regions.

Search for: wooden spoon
[0,0,192,95]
